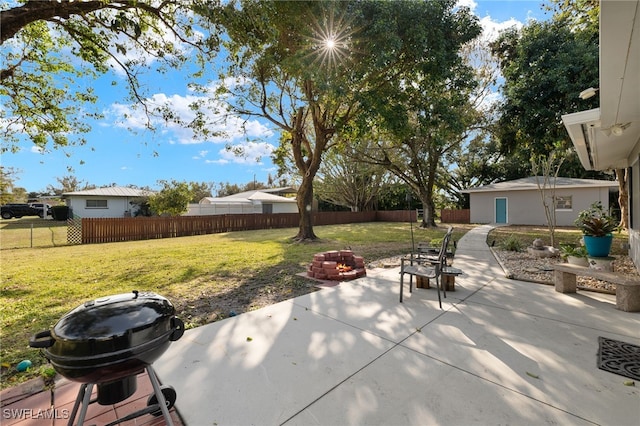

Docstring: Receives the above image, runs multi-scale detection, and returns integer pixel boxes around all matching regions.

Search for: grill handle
[170,317,185,341]
[29,330,55,348]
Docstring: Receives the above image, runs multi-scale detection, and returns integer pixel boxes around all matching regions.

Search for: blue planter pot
[583,235,613,257]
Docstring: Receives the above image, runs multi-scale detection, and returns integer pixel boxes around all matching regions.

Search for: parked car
[1,203,43,219]
[29,203,52,216]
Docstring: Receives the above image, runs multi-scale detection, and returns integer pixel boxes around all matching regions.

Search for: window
[86,199,108,208]
[555,195,572,210]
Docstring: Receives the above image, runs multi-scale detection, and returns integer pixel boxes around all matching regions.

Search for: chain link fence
[0,219,69,249]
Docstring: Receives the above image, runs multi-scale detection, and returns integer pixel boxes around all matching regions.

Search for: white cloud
[479,15,523,42]
[192,150,209,160]
[108,89,274,146]
[208,141,275,165]
[456,0,525,42]
[456,0,478,10]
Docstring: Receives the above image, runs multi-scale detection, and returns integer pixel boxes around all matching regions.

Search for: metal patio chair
[399,226,453,309]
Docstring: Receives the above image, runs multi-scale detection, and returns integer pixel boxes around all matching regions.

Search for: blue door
[495,198,507,224]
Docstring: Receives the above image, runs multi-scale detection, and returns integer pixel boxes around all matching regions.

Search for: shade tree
[209,0,481,238]
[1,0,223,153]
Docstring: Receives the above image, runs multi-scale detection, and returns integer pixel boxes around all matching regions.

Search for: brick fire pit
[307,250,366,281]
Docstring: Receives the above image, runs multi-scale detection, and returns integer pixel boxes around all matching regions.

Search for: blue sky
[4,1,551,194]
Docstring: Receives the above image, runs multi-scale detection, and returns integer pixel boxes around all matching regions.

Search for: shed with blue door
[462,177,618,226]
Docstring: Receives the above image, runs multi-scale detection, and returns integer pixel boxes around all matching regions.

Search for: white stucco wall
[66,196,138,218]
[270,202,298,214]
[185,202,261,216]
[469,187,613,226]
[185,202,298,215]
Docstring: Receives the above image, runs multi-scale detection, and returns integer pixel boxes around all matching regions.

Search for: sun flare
[325,38,336,49]
[304,7,356,69]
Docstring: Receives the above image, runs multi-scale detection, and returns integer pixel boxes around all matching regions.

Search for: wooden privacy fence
[441,209,470,224]
[76,210,416,244]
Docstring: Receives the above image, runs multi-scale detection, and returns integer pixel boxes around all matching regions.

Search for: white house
[561,0,640,270]
[185,190,298,216]
[462,177,618,226]
[63,187,153,218]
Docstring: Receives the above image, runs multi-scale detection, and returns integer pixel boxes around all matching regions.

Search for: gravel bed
[492,249,639,294]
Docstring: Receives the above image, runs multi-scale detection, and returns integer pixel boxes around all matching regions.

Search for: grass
[0,220,470,389]
[0,218,69,249]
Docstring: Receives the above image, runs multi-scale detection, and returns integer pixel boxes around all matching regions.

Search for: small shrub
[429,237,443,247]
[559,243,587,259]
[500,234,524,252]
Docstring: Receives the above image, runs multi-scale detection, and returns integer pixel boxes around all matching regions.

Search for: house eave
[562,0,640,172]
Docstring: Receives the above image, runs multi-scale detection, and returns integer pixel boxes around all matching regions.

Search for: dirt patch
[167,271,320,329]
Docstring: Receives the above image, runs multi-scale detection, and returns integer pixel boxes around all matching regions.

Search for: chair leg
[435,277,442,310]
[400,272,404,303]
[442,276,447,300]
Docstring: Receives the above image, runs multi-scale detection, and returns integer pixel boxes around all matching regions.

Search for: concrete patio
[157,224,639,425]
[2,224,638,425]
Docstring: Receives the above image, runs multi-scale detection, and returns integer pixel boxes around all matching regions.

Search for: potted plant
[559,244,589,266]
[574,201,619,257]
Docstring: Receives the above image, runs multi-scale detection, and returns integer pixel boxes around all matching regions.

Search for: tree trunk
[419,193,438,228]
[294,175,318,241]
[289,81,332,241]
[615,168,628,230]
[420,149,439,228]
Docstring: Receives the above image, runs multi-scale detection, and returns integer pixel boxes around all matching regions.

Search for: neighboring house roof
[62,187,154,197]
[462,177,618,193]
[201,190,296,204]
[259,187,297,195]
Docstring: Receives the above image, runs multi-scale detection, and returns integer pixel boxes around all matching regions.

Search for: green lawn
[0,218,69,249]
[1,221,469,388]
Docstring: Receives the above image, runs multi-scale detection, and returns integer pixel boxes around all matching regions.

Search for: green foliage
[574,201,619,236]
[38,365,56,380]
[217,0,482,237]
[1,167,18,204]
[489,225,629,256]
[489,14,602,179]
[1,1,222,152]
[559,243,587,259]
[189,181,214,203]
[315,141,390,212]
[500,234,524,252]
[46,175,95,195]
[148,180,194,216]
[336,1,482,226]
[376,181,420,211]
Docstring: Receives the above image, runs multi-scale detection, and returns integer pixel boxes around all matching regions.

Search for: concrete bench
[553,263,640,312]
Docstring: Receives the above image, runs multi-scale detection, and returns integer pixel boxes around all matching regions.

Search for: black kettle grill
[30,290,185,426]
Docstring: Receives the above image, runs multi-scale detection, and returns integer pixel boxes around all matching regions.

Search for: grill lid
[29,290,184,383]
[52,290,175,342]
